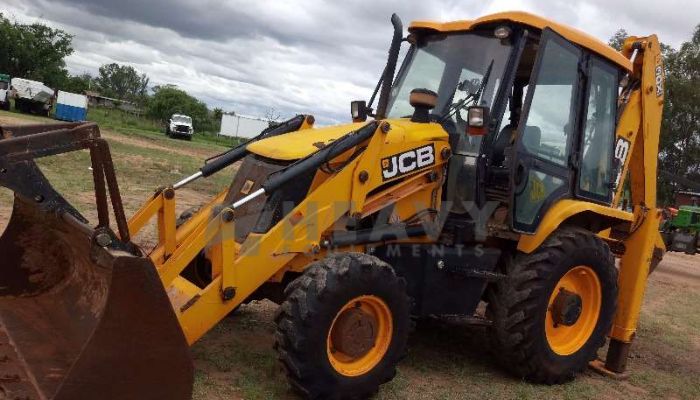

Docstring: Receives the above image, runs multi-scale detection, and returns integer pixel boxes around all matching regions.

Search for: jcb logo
[381,144,435,181]
[655,64,664,97]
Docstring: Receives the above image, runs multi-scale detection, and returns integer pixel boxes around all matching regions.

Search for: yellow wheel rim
[327,295,393,377]
[545,265,602,356]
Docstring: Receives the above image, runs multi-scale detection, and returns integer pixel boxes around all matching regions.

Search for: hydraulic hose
[200,114,307,177]
[173,114,308,189]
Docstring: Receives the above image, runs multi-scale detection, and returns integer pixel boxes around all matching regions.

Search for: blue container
[55,103,87,122]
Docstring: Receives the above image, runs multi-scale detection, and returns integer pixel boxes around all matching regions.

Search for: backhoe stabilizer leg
[595,208,661,376]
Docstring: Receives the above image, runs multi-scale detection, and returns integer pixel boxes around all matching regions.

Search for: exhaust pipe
[375,13,404,120]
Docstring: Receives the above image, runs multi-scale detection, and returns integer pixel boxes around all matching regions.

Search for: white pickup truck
[166,114,194,140]
[11,77,54,116]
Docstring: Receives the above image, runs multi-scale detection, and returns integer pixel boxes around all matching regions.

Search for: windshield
[387,31,513,154]
[173,115,192,124]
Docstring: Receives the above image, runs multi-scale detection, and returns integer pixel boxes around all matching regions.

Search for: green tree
[95,63,149,103]
[60,73,94,94]
[0,13,73,88]
[212,107,224,123]
[609,26,700,204]
[147,85,210,130]
[608,29,629,51]
[659,25,700,203]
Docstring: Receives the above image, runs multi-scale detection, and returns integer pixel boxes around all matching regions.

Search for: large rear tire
[488,227,617,384]
[274,253,410,399]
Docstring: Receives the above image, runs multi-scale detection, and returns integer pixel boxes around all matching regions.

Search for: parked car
[166,114,194,140]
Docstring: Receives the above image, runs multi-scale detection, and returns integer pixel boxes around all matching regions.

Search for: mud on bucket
[0,123,192,400]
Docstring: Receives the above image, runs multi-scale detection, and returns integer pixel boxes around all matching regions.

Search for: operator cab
[385,16,626,235]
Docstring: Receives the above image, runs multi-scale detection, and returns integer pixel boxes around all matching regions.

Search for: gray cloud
[2,0,698,124]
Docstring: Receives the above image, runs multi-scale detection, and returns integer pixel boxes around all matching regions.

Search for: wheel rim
[545,265,602,356]
[327,295,393,377]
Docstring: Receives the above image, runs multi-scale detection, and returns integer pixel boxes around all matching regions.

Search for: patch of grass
[0,104,53,123]
[0,125,233,220]
[640,283,700,352]
[630,365,700,399]
[87,106,161,132]
[107,138,234,196]
[192,309,291,400]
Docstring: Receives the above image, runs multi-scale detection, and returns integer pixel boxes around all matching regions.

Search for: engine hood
[246,119,448,161]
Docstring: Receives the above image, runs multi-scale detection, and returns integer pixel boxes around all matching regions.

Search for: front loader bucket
[0,123,193,400]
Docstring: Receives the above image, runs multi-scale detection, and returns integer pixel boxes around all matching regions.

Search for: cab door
[574,56,618,204]
[511,29,583,233]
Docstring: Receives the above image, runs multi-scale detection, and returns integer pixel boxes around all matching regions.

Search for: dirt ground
[190,252,700,400]
[0,111,698,399]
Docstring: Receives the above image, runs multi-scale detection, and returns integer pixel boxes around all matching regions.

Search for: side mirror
[351,100,368,122]
[466,106,490,136]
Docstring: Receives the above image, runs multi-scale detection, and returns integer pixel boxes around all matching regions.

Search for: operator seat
[491,124,542,165]
[491,124,516,166]
[522,125,541,150]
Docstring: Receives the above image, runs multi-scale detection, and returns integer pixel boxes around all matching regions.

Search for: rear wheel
[274,253,410,399]
[488,227,617,384]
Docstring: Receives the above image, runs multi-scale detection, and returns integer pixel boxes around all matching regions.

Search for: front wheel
[274,253,410,399]
[488,227,618,384]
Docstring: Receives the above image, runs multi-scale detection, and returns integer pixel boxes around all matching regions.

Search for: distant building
[219,113,272,138]
[85,91,140,113]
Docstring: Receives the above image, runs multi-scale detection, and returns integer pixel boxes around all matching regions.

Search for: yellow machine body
[126,10,665,381]
[0,10,667,399]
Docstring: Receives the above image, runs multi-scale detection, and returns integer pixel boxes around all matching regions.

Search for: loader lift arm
[129,119,451,344]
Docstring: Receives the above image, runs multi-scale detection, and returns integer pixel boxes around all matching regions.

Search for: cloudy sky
[2,0,698,124]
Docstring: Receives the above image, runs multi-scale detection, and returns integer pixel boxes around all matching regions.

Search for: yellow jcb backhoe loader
[0,11,666,400]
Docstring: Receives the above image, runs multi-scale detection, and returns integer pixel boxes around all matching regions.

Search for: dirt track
[653,252,700,288]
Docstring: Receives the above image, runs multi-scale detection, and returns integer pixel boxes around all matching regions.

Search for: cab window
[578,58,617,201]
[519,39,580,165]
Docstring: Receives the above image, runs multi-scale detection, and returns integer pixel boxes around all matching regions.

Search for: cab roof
[409,11,632,71]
